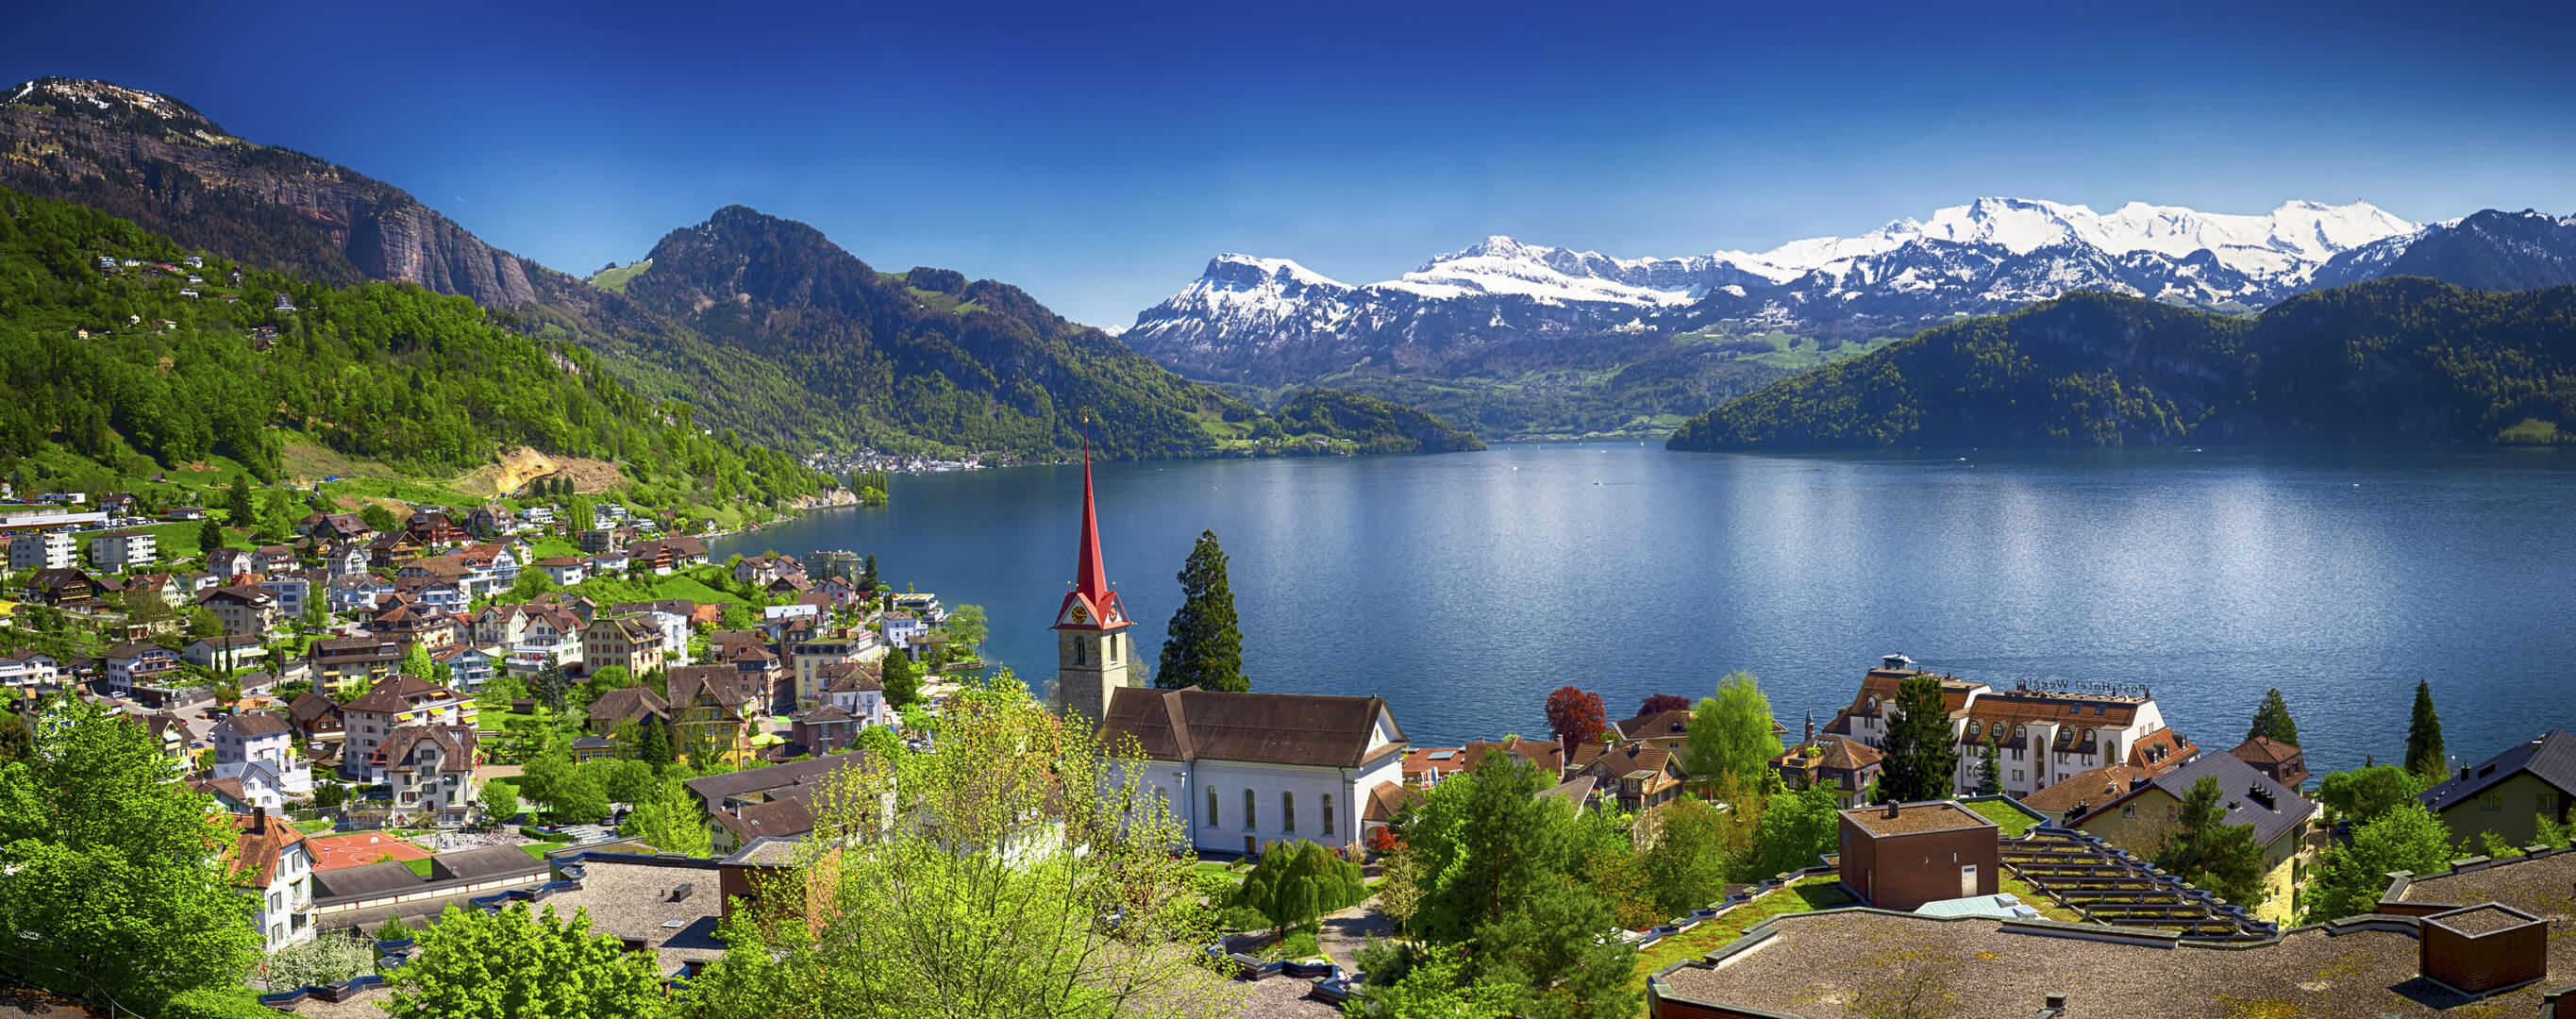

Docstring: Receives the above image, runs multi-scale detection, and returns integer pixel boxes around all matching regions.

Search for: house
[87,529,158,571]
[787,703,863,757]
[259,572,315,622]
[287,691,344,740]
[733,553,802,586]
[1771,734,1887,808]
[325,574,393,614]
[430,644,498,692]
[2418,728,2576,851]
[8,529,75,571]
[684,751,880,853]
[571,735,620,763]
[338,677,477,781]
[786,635,865,705]
[222,808,316,950]
[1564,742,1688,812]
[27,567,112,607]
[606,600,694,657]
[587,687,670,737]
[1824,656,2197,800]
[878,611,926,647]
[295,512,374,542]
[508,606,584,674]
[665,666,754,766]
[206,546,254,579]
[582,615,665,677]
[367,531,424,570]
[577,527,618,554]
[2060,751,2320,924]
[103,642,188,702]
[250,544,298,576]
[1098,686,1407,855]
[2230,737,2311,790]
[1839,799,2001,911]
[717,642,782,709]
[196,584,281,636]
[209,710,312,802]
[0,650,63,694]
[368,602,457,651]
[587,548,630,576]
[320,542,372,577]
[1612,709,1696,754]
[309,636,401,693]
[370,725,480,823]
[403,510,470,548]
[125,572,182,609]
[532,555,586,586]
[1402,747,1474,787]
[392,575,466,613]
[449,543,520,595]
[815,663,891,727]
[466,504,514,538]
[182,634,267,672]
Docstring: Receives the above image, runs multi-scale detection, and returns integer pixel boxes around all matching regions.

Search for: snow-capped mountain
[1123,197,2420,383]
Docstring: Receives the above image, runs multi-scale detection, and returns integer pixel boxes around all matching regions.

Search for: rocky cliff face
[0,77,537,307]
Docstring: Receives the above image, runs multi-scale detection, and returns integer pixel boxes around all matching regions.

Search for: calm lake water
[716,443,2576,777]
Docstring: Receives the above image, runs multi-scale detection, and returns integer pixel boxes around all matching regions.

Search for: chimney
[2044,992,2066,1012]
[2461,766,2473,782]
[250,805,266,833]
[1884,800,1902,819]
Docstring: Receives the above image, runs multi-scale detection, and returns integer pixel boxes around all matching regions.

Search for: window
[2120,805,2135,818]
[2483,791,2503,811]
[2012,769,2024,782]
[1244,789,1257,829]
[1282,792,1296,832]
[2014,725,2026,740]
[2543,792,2562,815]
[1322,793,1335,835]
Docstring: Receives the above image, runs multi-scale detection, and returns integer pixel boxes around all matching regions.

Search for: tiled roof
[222,710,293,737]
[2088,751,2316,847]
[666,666,746,709]
[1363,781,1422,823]
[588,687,669,725]
[2230,736,2300,765]
[1614,710,1693,742]
[224,810,308,886]
[372,725,477,772]
[1097,687,1404,769]
[714,797,816,842]
[2021,764,2158,815]
[683,751,879,813]
[2124,727,2198,774]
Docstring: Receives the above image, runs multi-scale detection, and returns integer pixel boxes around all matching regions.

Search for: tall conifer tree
[1877,674,1959,802]
[2245,688,2300,746]
[2405,679,2445,778]
[1156,529,1246,692]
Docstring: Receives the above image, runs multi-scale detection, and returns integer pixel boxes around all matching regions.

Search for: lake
[715,443,2576,777]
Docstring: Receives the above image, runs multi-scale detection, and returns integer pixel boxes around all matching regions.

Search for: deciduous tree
[0,695,264,1012]
[2316,765,2424,824]
[2304,802,2457,924]
[1751,785,1843,880]
[617,777,711,856]
[1680,672,1783,794]
[1636,693,1692,717]
[1157,529,1246,692]
[383,903,669,1019]
[1544,687,1607,755]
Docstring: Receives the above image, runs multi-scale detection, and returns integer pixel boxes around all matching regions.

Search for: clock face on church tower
[1068,603,1090,625]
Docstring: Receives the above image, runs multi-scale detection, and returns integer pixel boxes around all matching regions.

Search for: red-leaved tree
[1637,693,1693,718]
[1545,686,1608,753]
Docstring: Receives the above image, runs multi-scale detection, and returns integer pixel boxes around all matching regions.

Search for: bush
[518,826,576,843]
[1274,930,1320,961]
[161,987,284,1019]
[1220,906,1267,931]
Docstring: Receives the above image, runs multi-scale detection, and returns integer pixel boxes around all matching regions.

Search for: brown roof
[223,710,293,737]
[2020,764,2159,815]
[224,810,308,886]
[713,797,816,842]
[340,688,410,714]
[1568,742,1681,779]
[588,687,669,725]
[1847,668,1986,718]
[666,666,746,710]
[1097,687,1404,769]
[682,751,880,812]
[1775,734,1884,772]
[1363,781,1422,823]
[2125,727,2199,774]
[1614,710,1693,742]
[1839,799,1995,838]
[372,726,477,772]
[2230,736,2300,765]
[289,691,342,726]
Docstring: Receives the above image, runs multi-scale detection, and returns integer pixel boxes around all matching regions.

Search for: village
[7,459,2576,1019]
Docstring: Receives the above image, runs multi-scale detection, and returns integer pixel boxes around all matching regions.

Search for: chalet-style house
[372,725,480,824]
[222,809,315,950]
[195,584,281,636]
[309,636,400,693]
[1771,733,1887,808]
[1564,742,1688,812]
[209,710,312,805]
[1825,656,2198,800]
[588,687,669,737]
[2230,736,2311,789]
[666,666,754,765]
[2419,728,2576,851]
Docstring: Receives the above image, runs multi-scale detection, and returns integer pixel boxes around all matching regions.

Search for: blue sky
[10,0,2576,326]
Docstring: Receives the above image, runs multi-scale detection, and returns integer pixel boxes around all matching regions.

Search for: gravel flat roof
[1842,800,1992,837]
[523,860,726,974]
[1654,910,2563,1017]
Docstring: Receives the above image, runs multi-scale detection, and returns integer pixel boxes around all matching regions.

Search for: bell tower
[1054,429,1132,726]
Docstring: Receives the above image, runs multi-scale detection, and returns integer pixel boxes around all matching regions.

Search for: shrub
[1220,906,1267,931]
[1275,930,1321,961]
[161,987,285,1019]
[518,826,576,843]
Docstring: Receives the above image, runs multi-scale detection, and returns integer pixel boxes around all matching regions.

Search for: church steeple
[1054,425,1131,725]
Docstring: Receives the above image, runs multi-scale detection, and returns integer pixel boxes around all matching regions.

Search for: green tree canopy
[383,903,669,1019]
[2316,766,2426,824]
[1751,785,1843,880]
[618,777,711,856]
[0,695,265,1012]
[2303,802,2458,924]
[2154,776,2269,908]
[2244,688,2300,747]
[1680,672,1783,794]
[1156,529,1246,692]
[478,779,521,825]
[880,648,922,710]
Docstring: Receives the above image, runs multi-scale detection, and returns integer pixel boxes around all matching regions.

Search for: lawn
[400,858,434,877]
[1999,871,2088,924]
[519,844,552,862]
[1628,876,1856,991]
[1965,798,2044,837]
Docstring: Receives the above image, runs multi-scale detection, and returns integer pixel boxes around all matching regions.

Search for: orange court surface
[306,831,432,871]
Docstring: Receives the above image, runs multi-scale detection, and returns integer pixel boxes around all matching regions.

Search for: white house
[0,650,61,693]
[326,574,394,614]
[182,634,268,672]
[88,529,157,571]
[103,642,188,700]
[1098,687,1407,856]
[259,572,314,621]
[879,611,927,647]
[222,809,315,950]
[371,725,479,823]
[433,644,500,692]
[532,556,587,587]
[209,710,313,801]
[1824,656,2200,801]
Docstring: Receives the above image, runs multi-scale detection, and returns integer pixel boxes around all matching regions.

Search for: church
[1051,438,1408,855]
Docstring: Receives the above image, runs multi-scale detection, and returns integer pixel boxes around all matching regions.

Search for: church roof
[1098,686,1404,769]
[1055,431,1127,632]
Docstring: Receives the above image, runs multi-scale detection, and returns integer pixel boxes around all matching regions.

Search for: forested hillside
[0,186,828,511]
[1666,279,2576,450]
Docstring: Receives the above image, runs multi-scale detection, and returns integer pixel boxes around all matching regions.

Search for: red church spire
[1058,422,1126,631]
